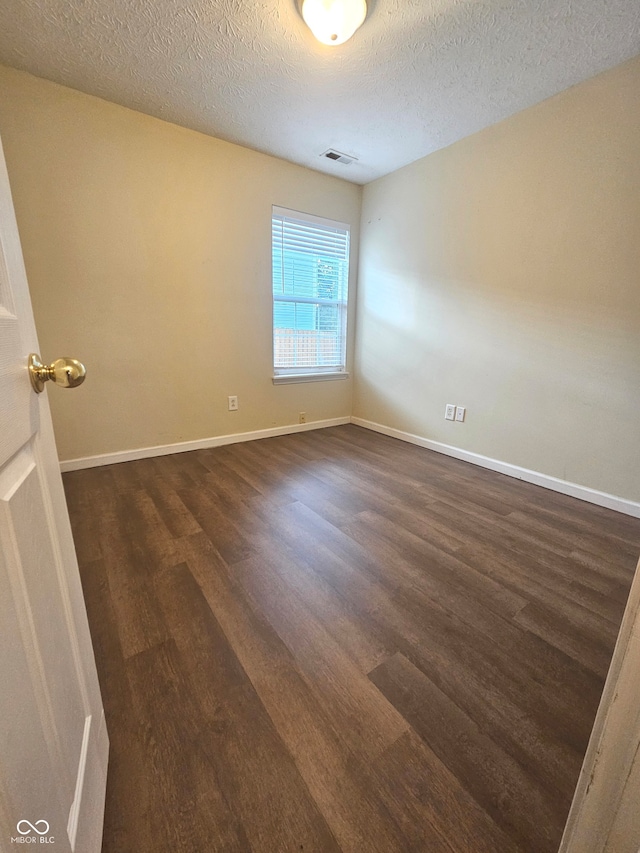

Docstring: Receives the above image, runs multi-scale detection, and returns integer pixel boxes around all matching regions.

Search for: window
[272,206,350,383]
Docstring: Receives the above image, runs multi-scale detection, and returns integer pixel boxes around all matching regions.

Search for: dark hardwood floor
[63,424,640,853]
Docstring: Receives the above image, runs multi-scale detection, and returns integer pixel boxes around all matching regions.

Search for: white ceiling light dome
[301,0,367,46]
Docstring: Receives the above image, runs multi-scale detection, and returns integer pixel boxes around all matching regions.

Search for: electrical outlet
[228,395,238,411]
[445,404,455,421]
[455,406,466,422]
[299,412,306,424]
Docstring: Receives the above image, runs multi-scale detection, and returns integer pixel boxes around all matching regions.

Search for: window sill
[272,372,350,385]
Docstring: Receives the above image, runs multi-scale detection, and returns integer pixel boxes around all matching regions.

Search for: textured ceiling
[0,0,638,183]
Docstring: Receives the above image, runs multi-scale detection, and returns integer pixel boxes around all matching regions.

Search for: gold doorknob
[29,353,86,394]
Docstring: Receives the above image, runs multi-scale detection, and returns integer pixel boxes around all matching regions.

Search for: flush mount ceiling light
[301,0,367,46]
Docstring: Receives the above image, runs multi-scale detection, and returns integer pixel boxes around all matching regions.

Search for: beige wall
[0,66,361,461]
[354,56,640,503]
[1,61,638,502]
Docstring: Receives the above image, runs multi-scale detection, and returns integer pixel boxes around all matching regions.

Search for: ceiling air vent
[321,149,358,165]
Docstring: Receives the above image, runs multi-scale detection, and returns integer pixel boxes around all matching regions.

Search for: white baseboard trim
[60,417,351,472]
[60,414,640,518]
[351,417,640,519]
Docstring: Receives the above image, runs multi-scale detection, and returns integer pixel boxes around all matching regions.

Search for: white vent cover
[321,149,358,165]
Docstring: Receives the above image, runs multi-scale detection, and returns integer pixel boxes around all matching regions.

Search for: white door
[0,135,108,850]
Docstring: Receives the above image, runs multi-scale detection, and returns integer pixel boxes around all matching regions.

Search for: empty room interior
[0,1,639,851]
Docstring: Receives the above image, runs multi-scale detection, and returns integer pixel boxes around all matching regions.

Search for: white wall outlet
[445,404,456,420]
[455,406,466,422]
[299,412,306,424]
[228,395,238,411]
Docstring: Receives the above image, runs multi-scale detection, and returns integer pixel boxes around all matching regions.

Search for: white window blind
[272,206,350,376]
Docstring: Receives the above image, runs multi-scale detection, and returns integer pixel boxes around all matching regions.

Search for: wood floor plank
[425,501,628,636]
[118,488,186,570]
[232,547,411,761]
[457,537,630,624]
[263,499,589,797]
[369,652,567,853]
[97,518,172,660]
[196,451,264,503]
[351,507,528,620]
[506,508,640,563]
[145,481,203,539]
[344,509,604,747]
[124,638,253,851]
[570,546,638,585]
[152,561,343,853]
[261,496,595,743]
[514,601,615,678]
[62,424,640,853]
[63,478,103,564]
[76,556,170,851]
[180,533,440,853]
[342,511,588,700]
[204,445,295,506]
[177,481,256,565]
[367,729,525,853]
[256,529,391,673]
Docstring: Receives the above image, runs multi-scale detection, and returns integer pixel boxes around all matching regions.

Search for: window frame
[271,205,350,385]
